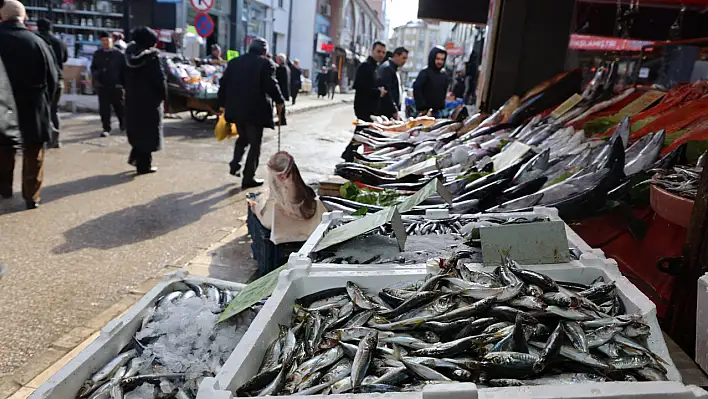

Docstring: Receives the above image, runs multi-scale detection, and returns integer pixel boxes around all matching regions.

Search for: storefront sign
[194,12,215,38]
[190,0,214,12]
[445,41,463,56]
[569,34,654,52]
[315,33,333,54]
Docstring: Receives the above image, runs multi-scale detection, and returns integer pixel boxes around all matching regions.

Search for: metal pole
[286,0,293,55]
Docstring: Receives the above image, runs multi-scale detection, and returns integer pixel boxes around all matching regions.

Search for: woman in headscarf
[316,66,328,98]
[124,26,166,174]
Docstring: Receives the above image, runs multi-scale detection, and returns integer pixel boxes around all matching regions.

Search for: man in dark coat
[36,18,67,148]
[288,58,302,105]
[413,46,449,117]
[0,1,58,209]
[378,46,408,119]
[0,57,20,194]
[274,53,290,126]
[91,31,125,137]
[452,70,466,99]
[326,64,338,99]
[353,41,387,122]
[218,37,284,189]
[316,66,328,98]
[123,26,166,174]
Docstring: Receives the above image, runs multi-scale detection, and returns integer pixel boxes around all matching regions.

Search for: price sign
[194,12,214,38]
[190,0,214,12]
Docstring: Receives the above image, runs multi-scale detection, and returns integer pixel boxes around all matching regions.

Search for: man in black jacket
[219,37,284,189]
[36,18,67,148]
[326,64,338,99]
[413,46,449,117]
[0,0,59,209]
[378,46,408,119]
[289,58,302,105]
[274,53,290,126]
[353,41,387,122]
[91,31,125,137]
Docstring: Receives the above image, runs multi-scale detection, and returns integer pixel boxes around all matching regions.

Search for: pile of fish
[645,152,705,200]
[236,256,669,396]
[331,71,680,221]
[76,284,260,399]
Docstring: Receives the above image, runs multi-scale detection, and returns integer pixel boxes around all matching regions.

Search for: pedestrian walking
[36,18,67,148]
[413,46,449,117]
[123,26,167,175]
[289,58,302,105]
[327,64,338,99]
[452,70,465,99]
[0,0,59,209]
[316,66,328,98]
[378,46,408,119]
[353,41,387,122]
[274,53,290,126]
[91,31,125,137]
[218,37,284,190]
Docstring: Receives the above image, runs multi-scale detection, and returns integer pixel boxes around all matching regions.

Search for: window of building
[278,0,284,8]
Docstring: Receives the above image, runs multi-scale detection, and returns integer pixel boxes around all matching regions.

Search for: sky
[387,0,420,37]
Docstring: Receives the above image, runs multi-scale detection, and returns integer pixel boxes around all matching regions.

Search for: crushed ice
[127,295,257,395]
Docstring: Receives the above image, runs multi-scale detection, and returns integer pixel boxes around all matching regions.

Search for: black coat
[124,43,167,152]
[218,51,284,129]
[276,63,291,101]
[289,62,302,93]
[316,71,328,95]
[0,57,20,148]
[327,68,338,84]
[452,76,465,99]
[378,59,401,118]
[37,31,68,80]
[413,46,449,113]
[91,48,125,88]
[353,56,382,120]
[0,21,58,146]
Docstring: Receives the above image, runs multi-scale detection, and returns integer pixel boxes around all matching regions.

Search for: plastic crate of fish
[30,270,255,399]
[200,262,682,399]
[297,207,604,269]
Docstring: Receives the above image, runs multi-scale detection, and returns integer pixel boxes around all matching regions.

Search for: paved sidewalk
[59,92,355,116]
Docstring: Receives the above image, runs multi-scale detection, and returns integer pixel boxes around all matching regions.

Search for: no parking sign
[194,12,214,38]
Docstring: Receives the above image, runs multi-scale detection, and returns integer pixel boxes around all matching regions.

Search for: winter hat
[0,0,25,21]
[132,26,158,50]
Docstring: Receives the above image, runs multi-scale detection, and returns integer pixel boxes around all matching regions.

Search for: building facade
[390,20,441,88]
[329,0,385,91]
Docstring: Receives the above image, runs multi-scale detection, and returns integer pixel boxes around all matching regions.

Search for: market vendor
[206,44,224,64]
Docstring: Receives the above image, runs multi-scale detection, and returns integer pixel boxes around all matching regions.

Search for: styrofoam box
[199,264,684,399]
[30,270,246,399]
[695,273,708,374]
[298,207,604,262]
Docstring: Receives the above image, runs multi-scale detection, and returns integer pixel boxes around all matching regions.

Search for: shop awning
[569,34,655,51]
[417,0,489,24]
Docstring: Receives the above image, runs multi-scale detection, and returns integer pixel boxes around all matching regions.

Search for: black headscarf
[132,26,158,51]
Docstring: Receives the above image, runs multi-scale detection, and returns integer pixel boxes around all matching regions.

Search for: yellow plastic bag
[215,114,238,141]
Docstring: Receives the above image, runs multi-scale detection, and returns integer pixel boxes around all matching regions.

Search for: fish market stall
[200,256,689,398]
[161,55,223,122]
[30,271,258,399]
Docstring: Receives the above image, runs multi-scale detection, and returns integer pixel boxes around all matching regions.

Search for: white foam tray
[198,264,683,399]
[695,273,708,374]
[298,207,604,263]
[30,270,246,399]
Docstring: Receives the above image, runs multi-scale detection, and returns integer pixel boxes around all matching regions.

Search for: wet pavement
[0,102,355,378]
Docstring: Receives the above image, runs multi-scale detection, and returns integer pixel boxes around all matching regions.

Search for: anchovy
[351,330,377,388]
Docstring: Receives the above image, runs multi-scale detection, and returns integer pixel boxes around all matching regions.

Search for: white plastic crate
[30,270,246,399]
[298,207,603,263]
[200,263,682,399]
[695,273,708,374]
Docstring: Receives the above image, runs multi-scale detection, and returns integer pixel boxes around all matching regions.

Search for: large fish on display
[508,69,583,127]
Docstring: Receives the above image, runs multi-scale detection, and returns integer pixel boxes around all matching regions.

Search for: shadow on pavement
[52,184,234,254]
[41,172,135,203]
[201,228,259,283]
